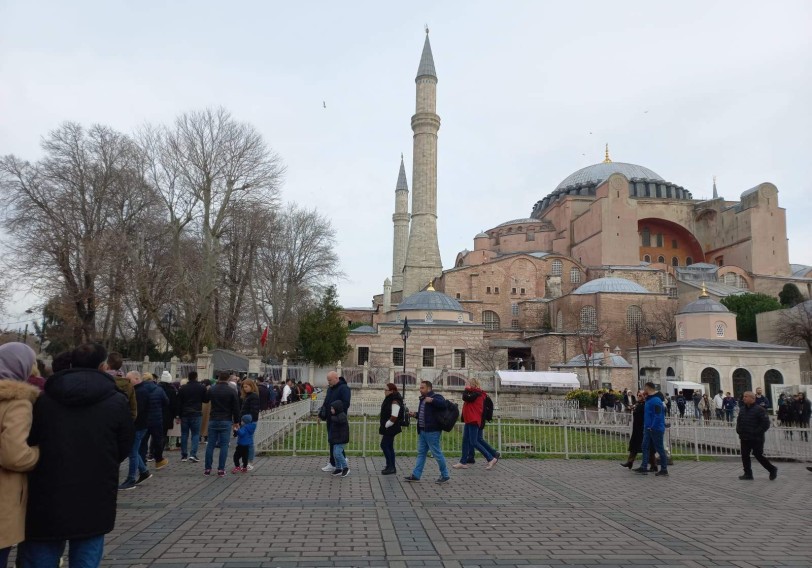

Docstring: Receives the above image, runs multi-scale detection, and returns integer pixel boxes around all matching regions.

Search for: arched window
[657,255,665,263]
[556,310,563,332]
[579,305,597,331]
[737,275,749,289]
[551,260,563,276]
[643,255,651,263]
[626,305,643,333]
[570,267,581,283]
[666,367,675,377]
[671,257,679,267]
[686,257,693,266]
[678,323,685,339]
[715,322,726,337]
[723,273,736,286]
[732,368,752,398]
[701,367,720,394]
[482,310,500,331]
[764,370,783,407]
[641,227,651,247]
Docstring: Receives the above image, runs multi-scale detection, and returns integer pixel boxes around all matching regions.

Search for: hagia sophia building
[341,32,808,399]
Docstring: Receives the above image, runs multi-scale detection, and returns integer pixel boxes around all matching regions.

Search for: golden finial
[427,279,435,291]
[700,281,709,298]
[603,143,611,163]
[425,24,429,35]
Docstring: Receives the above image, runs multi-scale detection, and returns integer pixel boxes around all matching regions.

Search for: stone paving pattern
[102,455,812,568]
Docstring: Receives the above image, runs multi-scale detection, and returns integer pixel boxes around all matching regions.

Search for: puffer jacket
[736,403,771,440]
[461,387,486,425]
[0,380,40,549]
[328,400,350,445]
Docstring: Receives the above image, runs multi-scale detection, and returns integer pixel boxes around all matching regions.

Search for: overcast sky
[1,0,811,322]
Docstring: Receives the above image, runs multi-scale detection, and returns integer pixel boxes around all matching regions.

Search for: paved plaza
[103,456,812,568]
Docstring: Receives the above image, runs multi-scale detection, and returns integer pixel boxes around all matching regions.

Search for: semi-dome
[678,294,729,315]
[555,162,664,191]
[573,277,650,295]
[495,218,544,228]
[398,290,464,312]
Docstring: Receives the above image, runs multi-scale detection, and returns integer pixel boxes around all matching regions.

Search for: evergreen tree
[297,286,350,366]
[778,283,804,307]
[720,293,782,342]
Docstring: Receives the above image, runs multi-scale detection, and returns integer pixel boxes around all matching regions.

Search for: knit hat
[160,371,172,383]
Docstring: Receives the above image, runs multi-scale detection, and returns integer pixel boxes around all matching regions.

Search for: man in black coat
[736,390,778,481]
[203,371,241,476]
[21,343,134,567]
[319,371,351,472]
[793,392,811,442]
[176,371,207,462]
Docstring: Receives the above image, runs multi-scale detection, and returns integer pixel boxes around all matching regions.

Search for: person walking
[0,343,41,568]
[634,382,669,477]
[454,378,498,470]
[692,391,702,420]
[329,400,351,477]
[203,372,241,477]
[145,373,170,469]
[21,343,134,567]
[713,390,724,420]
[119,372,155,490]
[176,371,206,463]
[676,391,686,419]
[379,383,404,475]
[200,379,212,442]
[723,392,737,424]
[404,380,450,484]
[793,392,811,442]
[736,391,778,480]
[699,394,712,421]
[240,379,260,469]
[620,390,657,471]
[319,372,351,472]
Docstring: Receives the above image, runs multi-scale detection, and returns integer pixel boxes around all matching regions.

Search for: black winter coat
[133,380,167,429]
[258,384,270,411]
[177,380,207,418]
[628,401,645,453]
[241,391,260,422]
[322,377,351,430]
[26,368,134,540]
[328,400,350,444]
[736,403,771,441]
[205,382,240,423]
[794,398,811,425]
[159,382,177,430]
[379,392,404,436]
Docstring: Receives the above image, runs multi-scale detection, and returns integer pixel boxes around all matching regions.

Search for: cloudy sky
[1,0,811,319]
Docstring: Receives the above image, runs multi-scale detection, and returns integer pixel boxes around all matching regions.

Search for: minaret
[391,155,410,292]
[402,29,443,297]
[712,175,718,199]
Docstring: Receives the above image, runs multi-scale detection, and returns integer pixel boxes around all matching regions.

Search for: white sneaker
[321,463,335,472]
[247,463,254,471]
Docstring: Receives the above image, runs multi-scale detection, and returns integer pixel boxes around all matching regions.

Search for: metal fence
[255,408,812,462]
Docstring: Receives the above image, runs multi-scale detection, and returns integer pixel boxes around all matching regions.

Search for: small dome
[678,295,729,315]
[398,290,464,312]
[475,232,489,238]
[555,162,664,191]
[350,325,377,334]
[495,218,543,229]
[573,277,650,295]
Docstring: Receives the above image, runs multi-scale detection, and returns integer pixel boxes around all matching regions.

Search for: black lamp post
[400,317,411,395]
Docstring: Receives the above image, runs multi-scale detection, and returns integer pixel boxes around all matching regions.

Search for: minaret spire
[712,175,718,199]
[391,155,410,292]
[403,31,443,297]
[603,143,612,163]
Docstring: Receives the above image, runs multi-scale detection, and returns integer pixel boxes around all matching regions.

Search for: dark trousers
[149,424,164,461]
[740,438,775,475]
[234,444,249,468]
[381,434,396,469]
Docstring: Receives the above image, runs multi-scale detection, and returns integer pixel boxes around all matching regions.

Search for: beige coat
[0,380,40,548]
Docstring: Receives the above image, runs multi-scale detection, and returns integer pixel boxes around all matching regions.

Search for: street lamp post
[635,323,641,390]
[400,318,411,397]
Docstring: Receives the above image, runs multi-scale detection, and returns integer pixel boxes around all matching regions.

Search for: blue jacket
[134,380,168,429]
[417,391,448,433]
[322,377,351,428]
[644,393,666,432]
[236,418,257,446]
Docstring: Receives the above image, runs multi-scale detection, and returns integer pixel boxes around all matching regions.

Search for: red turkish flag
[260,326,269,347]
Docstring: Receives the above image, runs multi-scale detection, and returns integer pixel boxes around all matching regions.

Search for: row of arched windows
[555,305,644,333]
[643,255,694,266]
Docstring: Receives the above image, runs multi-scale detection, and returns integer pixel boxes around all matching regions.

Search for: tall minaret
[402,29,442,297]
[391,155,410,292]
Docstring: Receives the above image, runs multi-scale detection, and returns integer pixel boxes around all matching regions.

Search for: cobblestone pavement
[101,454,812,568]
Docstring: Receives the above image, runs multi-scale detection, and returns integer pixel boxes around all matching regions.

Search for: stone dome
[555,162,663,191]
[495,218,544,228]
[398,290,464,312]
[573,277,651,295]
[678,295,729,315]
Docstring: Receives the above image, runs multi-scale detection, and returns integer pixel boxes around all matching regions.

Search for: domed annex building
[343,33,807,394]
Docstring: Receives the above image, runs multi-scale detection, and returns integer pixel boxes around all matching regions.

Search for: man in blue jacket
[404,380,450,484]
[319,371,351,472]
[635,382,669,477]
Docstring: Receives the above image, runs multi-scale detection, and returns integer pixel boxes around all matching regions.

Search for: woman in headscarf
[0,342,40,568]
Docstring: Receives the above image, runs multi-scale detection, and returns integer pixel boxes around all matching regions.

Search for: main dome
[555,162,664,191]
[398,290,464,312]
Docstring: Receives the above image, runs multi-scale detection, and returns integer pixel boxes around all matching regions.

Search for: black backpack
[482,395,494,422]
[398,403,410,428]
[435,400,460,432]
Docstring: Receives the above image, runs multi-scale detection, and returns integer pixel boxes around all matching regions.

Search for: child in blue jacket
[232,415,256,473]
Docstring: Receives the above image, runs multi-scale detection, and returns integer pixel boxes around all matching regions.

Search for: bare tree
[644,300,678,343]
[465,338,508,376]
[776,303,812,371]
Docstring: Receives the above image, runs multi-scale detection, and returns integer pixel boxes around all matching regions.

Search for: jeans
[725,409,734,423]
[461,423,495,463]
[205,420,232,471]
[476,427,498,459]
[180,415,202,458]
[19,534,105,568]
[694,405,702,419]
[381,434,396,469]
[248,443,255,463]
[127,428,149,482]
[413,430,449,480]
[715,408,724,420]
[333,443,348,470]
[740,438,775,476]
[640,429,668,471]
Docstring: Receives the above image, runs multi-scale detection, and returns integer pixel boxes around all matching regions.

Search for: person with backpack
[379,382,405,475]
[676,390,686,418]
[455,378,498,470]
[404,380,450,484]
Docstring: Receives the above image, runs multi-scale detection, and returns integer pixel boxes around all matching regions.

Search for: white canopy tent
[497,371,580,389]
[665,380,705,395]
